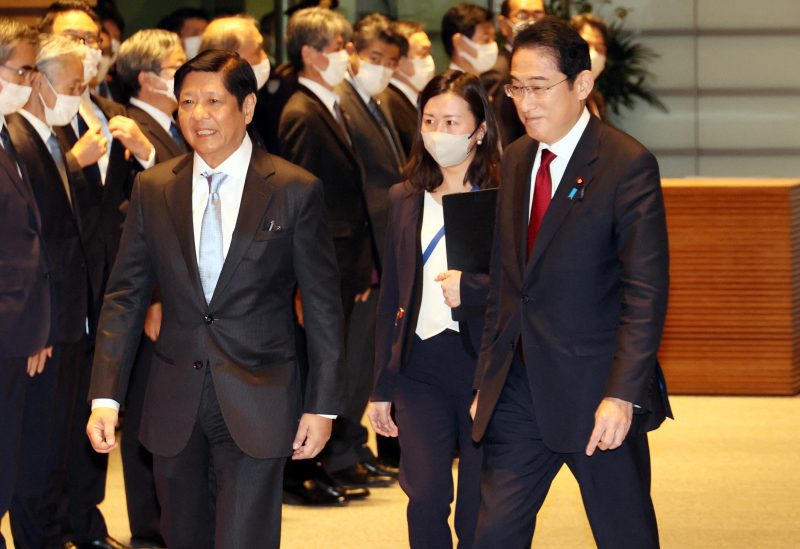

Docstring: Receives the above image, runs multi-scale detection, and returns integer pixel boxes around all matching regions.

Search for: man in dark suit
[0,20,52,549]
[279,7,378,499]
[472,18,671,548]
[86,50,344,549]
[6,33,94,549]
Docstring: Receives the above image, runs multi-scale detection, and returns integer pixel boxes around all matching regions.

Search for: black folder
[443,188,498,322]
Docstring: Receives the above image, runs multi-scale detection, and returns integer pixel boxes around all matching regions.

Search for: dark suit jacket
[480,48,526,148]
[473,116,672,453]
[88,147,345,459]
[55,94,140,334]
[338,80,406,268]
[372,181,489,400]
[7,113,88,345]
[126,103,186,164]
[0,139,51,358]
[378,83,418,158]
[251,62,298,155]
[278,84,373,299]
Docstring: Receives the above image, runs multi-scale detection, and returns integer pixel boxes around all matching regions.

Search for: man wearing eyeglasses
[471,17,672,548]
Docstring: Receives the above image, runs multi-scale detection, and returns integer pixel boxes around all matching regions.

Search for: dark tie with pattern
[332,101,351,145]
[169,122,188,153]
[367,98,404,171]
[0,124,22,176]
[527,148,556,260]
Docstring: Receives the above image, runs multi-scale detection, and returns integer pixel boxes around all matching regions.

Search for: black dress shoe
[311,462,370,501]
[74,536,133,549]
[362,458,399,478]
[283,479,348,506]
[330,463,395,488]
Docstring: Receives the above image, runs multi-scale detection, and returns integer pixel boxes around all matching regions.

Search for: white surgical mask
[422,128,478,168]
[407,55,435,92]
[250,58,271,90]
[183,35,203,59]
[151,73,176,102]
[96,55,114,84]
[354,61,393,96]
[459,36,498,75]
[0,77,32,115]
[590,48,606,78]
[83,46,102,84]
[41,76,81,127]
[110,38,121,57]
[318,49,349,87]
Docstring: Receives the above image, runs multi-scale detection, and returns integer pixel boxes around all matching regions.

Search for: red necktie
[527,149,556,260]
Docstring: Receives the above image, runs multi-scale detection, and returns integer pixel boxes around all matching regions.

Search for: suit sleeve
[88,173,156,404]
[606,151,670,406]
[292,178,345,414]
[279,108,318,173]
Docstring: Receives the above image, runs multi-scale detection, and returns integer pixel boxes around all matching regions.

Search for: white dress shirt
[416,192,459,339]
[389,77,418,107]
[298,76,340,119]
[527,107,591,221]
[19,108,54,144]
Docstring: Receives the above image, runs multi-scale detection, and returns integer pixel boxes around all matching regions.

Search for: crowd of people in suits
[0,0,671,548]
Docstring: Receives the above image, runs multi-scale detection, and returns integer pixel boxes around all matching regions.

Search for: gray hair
[0,18,38,65]
[286,7,352,71]
[36,33,85,79]
[199,15,259,53]
[116,29,181,98]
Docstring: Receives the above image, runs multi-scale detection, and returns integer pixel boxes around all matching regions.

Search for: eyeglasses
[60,31,100,47]
[504,77,569,100]
[0,64,36,78]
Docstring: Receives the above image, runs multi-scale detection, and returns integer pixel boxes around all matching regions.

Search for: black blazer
[278,84,372,296]
[378,83,418,158]
[6,113,88,345]
[0,139,51,358]
[126,103,186,163]
[480,48,526,148]
[372,181,489,401]
[88,147,345,459]
[337,79,406,268]
[473,116,672,453]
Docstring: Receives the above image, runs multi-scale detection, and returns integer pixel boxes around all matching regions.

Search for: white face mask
[590,48,606,78]
[183,35,203,59]
[41,76,81,127]
[317,49,349,87]
[354,61,393,96]
[459,36,498,75]
[250,58,271,90]
[111,38,121,58]
[150,73,176,102]
[422,128,478,168]
[407,55,435,92]
[0,77,32,115]
[83,46,102,85]
[96,55,114,84]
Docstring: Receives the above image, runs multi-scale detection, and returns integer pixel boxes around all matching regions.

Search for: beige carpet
[3,395,799,548]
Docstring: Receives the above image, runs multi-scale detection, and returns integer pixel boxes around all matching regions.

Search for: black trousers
[0,355,28,549]
[10,339,85,549]
[395,332,482,549]
[120,336,163,546]
[473,356,660,549]
[152,368,286,549]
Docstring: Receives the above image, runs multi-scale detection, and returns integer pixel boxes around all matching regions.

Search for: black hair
[406,69,500,193]
[174,49,256,109]
[513,15,590,84]
[353,13,405,56]
[156,7,211,34]
[96,0,125,34]
[38,0,100,33]
[440,3,492,58]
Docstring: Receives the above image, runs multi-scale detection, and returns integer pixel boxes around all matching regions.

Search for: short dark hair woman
[368,70,500,548]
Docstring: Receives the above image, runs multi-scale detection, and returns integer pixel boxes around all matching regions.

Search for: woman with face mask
[572,13,610,121]
[368,70,500,549]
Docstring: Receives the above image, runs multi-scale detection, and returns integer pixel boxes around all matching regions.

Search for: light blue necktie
[198,171,226,304]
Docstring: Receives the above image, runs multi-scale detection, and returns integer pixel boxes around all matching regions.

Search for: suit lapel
[164,155,205,304]
[398,188,423,308]
[210,149,276,304]
[134,108,182,159]
[512,138,538,274]
[298,85,357,162]
[525,117,601,276]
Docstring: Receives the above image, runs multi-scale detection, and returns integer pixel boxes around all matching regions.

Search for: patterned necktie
[46,133,72,209]
[0,124,22,177]
[169,122,188,153]
[367,98,404,170]
[527,148,556,260]
[332,100,351,145]
[198,172,226,304]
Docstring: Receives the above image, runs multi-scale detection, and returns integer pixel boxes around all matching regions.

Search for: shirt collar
[345,71,372,105]
[19,108,54,143]
[129,97,174,134]
[390,78,418,107]
[192,133,253,184]
[540,107,591,162]
[298,76,340,117]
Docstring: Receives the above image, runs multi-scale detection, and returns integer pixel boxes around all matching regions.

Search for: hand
[435,270,462,308]
[108,115,153,162]
[354,287,372,303]
[294,289,304,328]
[291,413,332,460]
[86,407,120,453]
[469,391,479,420]
[367,401,398,437]
[585,397,633,456]
[26,346,52,377]
[143,302,162,341]
[71,125,107,167]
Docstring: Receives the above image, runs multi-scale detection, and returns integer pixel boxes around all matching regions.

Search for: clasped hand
[435,270,462,308]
